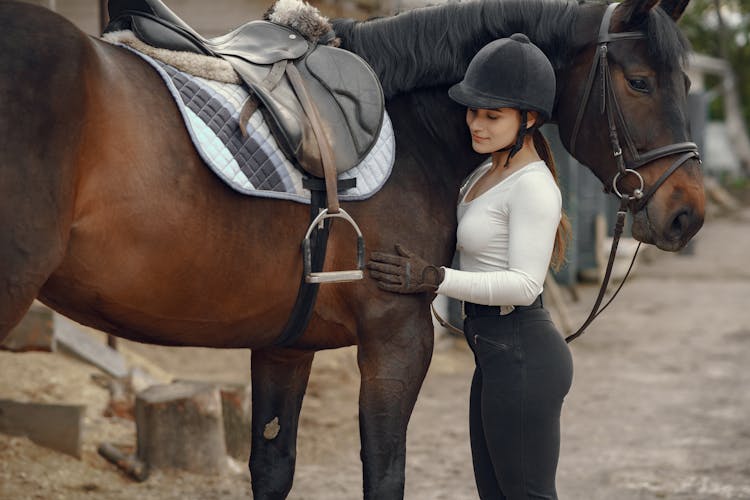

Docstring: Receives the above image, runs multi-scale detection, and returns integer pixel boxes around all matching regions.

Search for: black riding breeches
[464,300,573,500]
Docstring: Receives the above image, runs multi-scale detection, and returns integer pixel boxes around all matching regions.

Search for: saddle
[106,0,375,288]
[105,0,384,214]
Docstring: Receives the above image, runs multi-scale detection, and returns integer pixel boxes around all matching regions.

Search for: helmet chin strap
[496,110,528,168]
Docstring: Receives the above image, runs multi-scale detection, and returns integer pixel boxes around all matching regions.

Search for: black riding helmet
[449,33,556,162]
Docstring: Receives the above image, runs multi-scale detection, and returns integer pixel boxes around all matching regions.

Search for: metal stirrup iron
[287,62,366,284]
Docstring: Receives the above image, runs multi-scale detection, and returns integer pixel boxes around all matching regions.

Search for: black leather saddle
[106,0,373,289]
[105,0,385,181]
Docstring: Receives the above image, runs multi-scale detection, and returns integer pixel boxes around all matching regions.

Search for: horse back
[0,3,436,351]
[1,15,364,349]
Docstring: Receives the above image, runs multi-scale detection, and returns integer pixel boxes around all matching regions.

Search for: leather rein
[433,3,701,342]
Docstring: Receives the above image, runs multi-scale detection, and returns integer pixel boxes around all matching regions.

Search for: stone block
[1,303,55,352]
[220,384,251,461]
[55,314,128,378]
[0,399,84,458]
[135,382,227,473]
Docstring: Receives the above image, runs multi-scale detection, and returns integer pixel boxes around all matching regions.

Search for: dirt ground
[2,206,750,500]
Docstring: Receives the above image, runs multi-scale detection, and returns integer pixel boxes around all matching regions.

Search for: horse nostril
[670,210,687,235]
[667,208,698,242]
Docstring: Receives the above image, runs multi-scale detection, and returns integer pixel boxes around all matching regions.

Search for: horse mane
[332,0,690,98]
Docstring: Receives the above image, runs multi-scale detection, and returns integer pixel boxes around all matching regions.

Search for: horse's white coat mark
[264,417,280,440]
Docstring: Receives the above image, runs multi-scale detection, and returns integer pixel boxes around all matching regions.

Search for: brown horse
[0,0,703,498]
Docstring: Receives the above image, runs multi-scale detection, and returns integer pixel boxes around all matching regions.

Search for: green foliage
[680,0,750,123]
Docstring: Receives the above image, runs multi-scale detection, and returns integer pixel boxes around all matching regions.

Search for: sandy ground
[2,206,750,500]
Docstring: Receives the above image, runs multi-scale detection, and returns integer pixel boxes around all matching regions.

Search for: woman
[368,34,573,499]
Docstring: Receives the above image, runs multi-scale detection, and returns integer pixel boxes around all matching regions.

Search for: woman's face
[465,107,521,154]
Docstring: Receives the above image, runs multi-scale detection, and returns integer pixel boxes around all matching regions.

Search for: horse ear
[658,0,690,21]
[618,0,660,28]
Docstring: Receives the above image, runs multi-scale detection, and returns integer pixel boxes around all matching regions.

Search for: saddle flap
[210,21,310,65]
[228,49,385,179]
[303,45,384,155]
[228,57,310,165]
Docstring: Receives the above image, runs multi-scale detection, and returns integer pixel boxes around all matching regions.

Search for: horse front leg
[249,347,314,500]
[357,300,434,499]
[0,183,71,341]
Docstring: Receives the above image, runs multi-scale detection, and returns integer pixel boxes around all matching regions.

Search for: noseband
[568,2,700,213]
[565,3,700,343]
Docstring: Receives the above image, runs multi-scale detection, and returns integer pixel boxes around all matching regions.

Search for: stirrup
[302,208,364,284]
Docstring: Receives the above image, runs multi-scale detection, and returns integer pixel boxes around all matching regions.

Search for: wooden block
[220,384,251,461]
[98,442,149,482]
[1,303,55,352]
[172,380,251,461]
[55,314,128,378]
[704,176,740,212]
[594,213,606,283]
[0,399,84,458]
[135,382,227,473]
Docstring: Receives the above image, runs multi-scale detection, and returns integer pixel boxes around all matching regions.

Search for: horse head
[556,0,703,251]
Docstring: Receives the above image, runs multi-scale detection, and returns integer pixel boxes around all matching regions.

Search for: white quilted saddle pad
[118,45,395,204]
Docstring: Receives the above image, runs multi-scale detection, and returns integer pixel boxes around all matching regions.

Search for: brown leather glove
[367,244,445,294]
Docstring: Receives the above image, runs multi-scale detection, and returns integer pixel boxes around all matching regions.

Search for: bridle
[569,2,699,211]
[564,2,700,342]
[431,3,701,342]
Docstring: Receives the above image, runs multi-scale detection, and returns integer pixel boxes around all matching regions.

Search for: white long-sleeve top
[436,160,561,308]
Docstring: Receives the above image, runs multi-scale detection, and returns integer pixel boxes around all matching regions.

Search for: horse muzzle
[631,186,705,252]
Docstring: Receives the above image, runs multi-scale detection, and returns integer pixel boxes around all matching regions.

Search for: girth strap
[273,177,356,347]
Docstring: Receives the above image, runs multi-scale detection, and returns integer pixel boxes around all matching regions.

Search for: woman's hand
[367,244,445,294]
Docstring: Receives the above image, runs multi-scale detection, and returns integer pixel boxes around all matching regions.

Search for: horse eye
[628,78,649,93]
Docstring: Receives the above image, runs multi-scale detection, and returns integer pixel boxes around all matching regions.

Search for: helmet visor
[448,82,550,120]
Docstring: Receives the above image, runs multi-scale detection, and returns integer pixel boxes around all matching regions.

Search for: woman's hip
[464,307,573,391]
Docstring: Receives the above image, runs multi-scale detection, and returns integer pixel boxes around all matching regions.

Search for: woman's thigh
[467,311,573,499]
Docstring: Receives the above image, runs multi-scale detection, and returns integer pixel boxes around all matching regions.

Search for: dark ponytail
[532,128,571,272]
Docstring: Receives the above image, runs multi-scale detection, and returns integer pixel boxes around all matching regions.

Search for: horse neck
[333,0,584,186]
[386,88,484,189]
[332,0,580,99]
